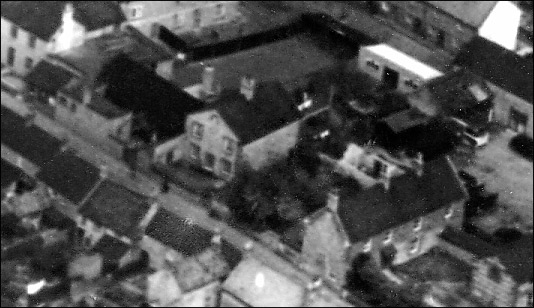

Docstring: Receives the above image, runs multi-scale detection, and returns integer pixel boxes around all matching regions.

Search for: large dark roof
[79,180,151,237]
[1,159,24,190]
[338,156,466,243]
[440,227,533,283]
[0,1,125,41]
[213,82,299,145]
[98,55,205,141]
[454,37,533,103]
[36,151,102,205]
[418,68,493,114]
[1,106,64,166]
[24,59,77,95]
[145,207,213,257]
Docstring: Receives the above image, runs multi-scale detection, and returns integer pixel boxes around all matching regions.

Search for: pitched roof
[382,109,432,134]
[87,94,129,119]
[78,180,151,237]
[0,1,125,41]
[145,207,213,257]
[92,234,130,265]
[40,206,76,230]
[24,59,77,95]
[173,248,230,292]
[424,1,498,28]
[440,227,533,283]
[223,257,306,307]
[454,36,534,103]
[415,69,493,115]
[36,152,102,205]
[98,54,205,141]
[1,159,24,190]
[337,156,466,243]
[1,106,64,166]
[212,82,299,145]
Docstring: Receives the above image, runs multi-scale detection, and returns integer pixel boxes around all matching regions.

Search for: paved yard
[451,127,534,231]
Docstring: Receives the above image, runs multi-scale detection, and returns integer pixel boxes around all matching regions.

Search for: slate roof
[337,155,466,243]
[416,68,494,115]
[78,180,151,237]
[223,257,306,307]
[145,207,213,257]
[24,60,77,95]
[424,1,498,28]
[92,234,130,265]
[454,36,534,103]
[1,159,24,190]
[98,55,205,141]
[87,94,129,120]
[1,106,64,166]
[212,81,299,145]
[0,1,125,41]
[440,227,533,283]
[36,151,102,205]
[40,206,76,231]
[382,108,432,134]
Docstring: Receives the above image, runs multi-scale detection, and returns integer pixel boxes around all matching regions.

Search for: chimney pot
[327,188,340,213]
[202,65,216,95]
[240,76,256,101]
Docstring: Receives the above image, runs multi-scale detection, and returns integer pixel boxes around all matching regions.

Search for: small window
[383,231,393,244]
[215,3,225,17]
[190,143,201,160]
[220,158,232,174]
[25,57,33,69]
[410,236,420,254]
[11,25,18,39]
[7,47,15,66]
[204,152,215,170]
[363,239,372,253]
[131,5,143,18]
[173,13,184,28]
[405,79,419,89]
[223,137,235,155]
[414,217,423,232]
[488,264,502,283]
[366,59,380,70]
[28,35,37,48]
[191,121,204,140]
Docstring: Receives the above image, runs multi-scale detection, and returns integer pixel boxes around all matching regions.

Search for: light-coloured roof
[363,44,443,80]
[425,1,498,28]
[223,257,306,307]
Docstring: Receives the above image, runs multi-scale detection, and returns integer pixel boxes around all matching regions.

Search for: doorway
[382,67,399,89]
[510,108,528,134]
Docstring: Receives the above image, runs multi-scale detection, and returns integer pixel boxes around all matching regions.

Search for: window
[414,217,423,232]
[11,25,18,39]
[191,121,204,140]
[190,143,201,160]
[24,57,33,69]
[173,13,184,28]
[204,152,215,170]
[383,231,393,244]
[378,1,392,14]
[363,239,372,253]
[7,47,15,66]
[366,59,380,70]
[445,207,454,220]
[488,264,502,283]
[57,96,68,107]
[28,35,36,48]
[405,15,423,35]
[405,79,419,90]
[220,158,232,174]
[410,236,420,254]
[223,137,235,155]
[131,5,143,18]
[215,3,225,17]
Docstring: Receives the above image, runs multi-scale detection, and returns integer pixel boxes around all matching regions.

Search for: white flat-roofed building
[358,43,443,93]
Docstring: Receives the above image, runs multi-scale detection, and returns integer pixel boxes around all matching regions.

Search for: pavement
[1,90,349,299]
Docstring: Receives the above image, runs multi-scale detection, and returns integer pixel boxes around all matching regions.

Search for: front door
[383,67,399,89]
[510,108,528,134]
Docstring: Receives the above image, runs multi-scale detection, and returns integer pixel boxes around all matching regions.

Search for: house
[454,37,533,138]
[301,155,466,287]
[439,228,533,307]
[362,1,521,53]
[185,77,300,179]
[221,256,356,307]
[76,180,158,246]
[357,44,443,93]
[96,54,205,165]
[119,1,243,39]
[1,1,125,75]
[407,68,494,126]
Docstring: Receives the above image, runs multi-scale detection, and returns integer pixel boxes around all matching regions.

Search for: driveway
[451,127,533,231]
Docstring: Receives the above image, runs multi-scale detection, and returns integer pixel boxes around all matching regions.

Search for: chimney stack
[202,65,215,95]
[326,188,340,213]
[240,75,256,101]
[83,85,92,105]
[306,277,323,291]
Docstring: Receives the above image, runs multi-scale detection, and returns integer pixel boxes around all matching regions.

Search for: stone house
[439,228,533,307]
[119,1,243,38]
[185,77,300,180]
[454,37,533,138]
[301,155,466,287]
[1,1,125,75]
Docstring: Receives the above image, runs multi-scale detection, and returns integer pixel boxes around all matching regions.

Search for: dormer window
[414,217,423,232]
[445,206,454,220]
[363,239,372,253]
[298,92,313,112]
[383,231,393,244]
[410,236,420,254]
[191,121,204,140]
[131,5,143,18]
